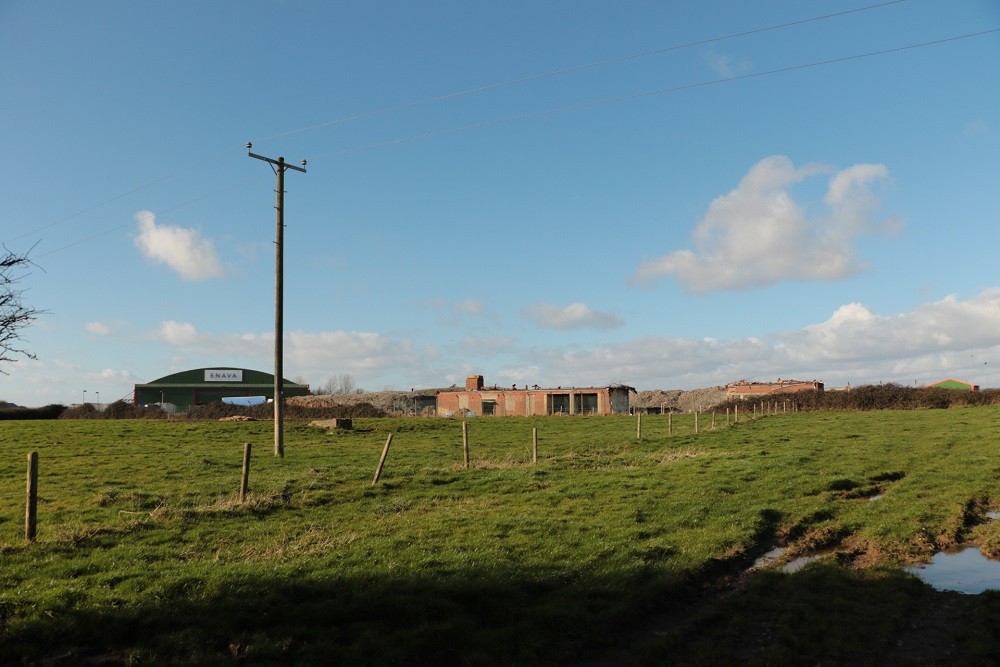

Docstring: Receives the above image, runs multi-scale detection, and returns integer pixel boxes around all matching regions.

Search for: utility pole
[247,142,307,458]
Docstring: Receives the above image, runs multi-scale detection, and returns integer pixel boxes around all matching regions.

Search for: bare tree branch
[1,245,44,371]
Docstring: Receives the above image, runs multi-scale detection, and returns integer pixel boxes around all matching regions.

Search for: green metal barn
[925,378,979,391]
[133,367,310,411]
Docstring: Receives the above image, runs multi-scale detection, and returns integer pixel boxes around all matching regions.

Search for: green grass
[1,410,999,664]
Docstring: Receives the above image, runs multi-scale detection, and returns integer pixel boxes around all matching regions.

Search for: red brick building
[436,375,634,416]
[725,378,823,399]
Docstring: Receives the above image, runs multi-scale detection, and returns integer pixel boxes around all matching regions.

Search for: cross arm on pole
[247,142,307,172]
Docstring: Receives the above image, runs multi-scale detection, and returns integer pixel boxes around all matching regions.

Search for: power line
[254,0,913,143]
[33,175,266,259]
[26,26,1000,260]
[314,28,1000,160]
[4,0,912,248]
[5,149,244,247]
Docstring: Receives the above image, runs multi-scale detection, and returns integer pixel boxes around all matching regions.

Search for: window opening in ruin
[575,393,598,415]
[548,393,570,414]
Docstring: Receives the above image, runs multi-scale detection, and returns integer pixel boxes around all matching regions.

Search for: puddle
[907,547,1000,594]
[753,547,825,573]
[783,555,821,573]
[753,547,787,568]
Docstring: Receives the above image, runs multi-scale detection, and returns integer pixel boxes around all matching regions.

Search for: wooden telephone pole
[247,142,307,457]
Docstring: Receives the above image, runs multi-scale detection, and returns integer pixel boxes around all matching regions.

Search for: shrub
[714,384,1000,412]
[0,403,66,420]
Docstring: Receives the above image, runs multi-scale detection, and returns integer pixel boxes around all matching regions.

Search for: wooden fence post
[694,411,699,434]
[532,427,538,464]
[462,421,470,469]
[735,405,739,423]
[636,412,642,439]
[25,452,38,543]
[668,412,673,436]
[372,433,393,485]
[239,442,252,503]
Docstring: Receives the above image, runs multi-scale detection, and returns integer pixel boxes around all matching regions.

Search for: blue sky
[2,0,999,406]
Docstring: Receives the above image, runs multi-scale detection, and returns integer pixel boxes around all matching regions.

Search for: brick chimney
[466,375,484,391]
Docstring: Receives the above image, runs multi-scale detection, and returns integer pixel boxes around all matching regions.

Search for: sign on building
[205,369,243,382]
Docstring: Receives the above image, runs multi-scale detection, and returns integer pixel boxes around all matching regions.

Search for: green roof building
[133,367,310,410]
[925,378,979,391]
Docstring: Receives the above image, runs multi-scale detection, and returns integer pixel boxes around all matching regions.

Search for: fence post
[25,452,38,543]
[372,433,393,485]
[239,442,252,503]
[532,427,538,464]
[694,411,699,434]
[462,421,470,469]
[668,412,673,436]
[735,405,739,423]
[712,412,716,429]
[636,412,642,439]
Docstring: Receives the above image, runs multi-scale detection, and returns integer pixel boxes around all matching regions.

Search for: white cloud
[285,330,415,373]
[454,299,485,316]
[460,336,517,354]
[531,334,773,389]
[521,290,1000,390]
[494,366,542,387]
[5,290,1000,407]
[144,321,421,386]
[631,156,897,292]
[707,50,753,78]
[777,289,1000,364]
[429,298,493,326]
[86,321,111,336]
[100,368,134,380]
[155,320,202,346]
[132,210,224,281]
[524,302,623,330]
[963,119,990,138]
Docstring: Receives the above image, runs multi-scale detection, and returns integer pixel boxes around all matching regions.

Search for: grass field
[1,410,999,664]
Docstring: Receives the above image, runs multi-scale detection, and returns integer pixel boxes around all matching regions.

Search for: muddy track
[576,499,1000,666]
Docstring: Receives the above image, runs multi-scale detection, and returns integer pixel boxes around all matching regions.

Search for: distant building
[133,367,310,410]
[925,378,979,391]
[725,378,823,399]
[436,375,634,416]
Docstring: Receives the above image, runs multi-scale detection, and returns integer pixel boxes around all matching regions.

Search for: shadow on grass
[1,567,674,665]
[640,562,1000,666]
[3,560,999,665]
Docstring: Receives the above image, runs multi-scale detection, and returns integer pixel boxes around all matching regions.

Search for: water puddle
[753,547,787,568]
[907,547,1000,594]
[752,547,825,573]
[783,555,821,573]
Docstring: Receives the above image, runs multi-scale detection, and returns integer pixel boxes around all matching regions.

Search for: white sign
[205,369,243,382]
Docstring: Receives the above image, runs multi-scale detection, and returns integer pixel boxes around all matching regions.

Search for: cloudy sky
[2,1,998,406]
